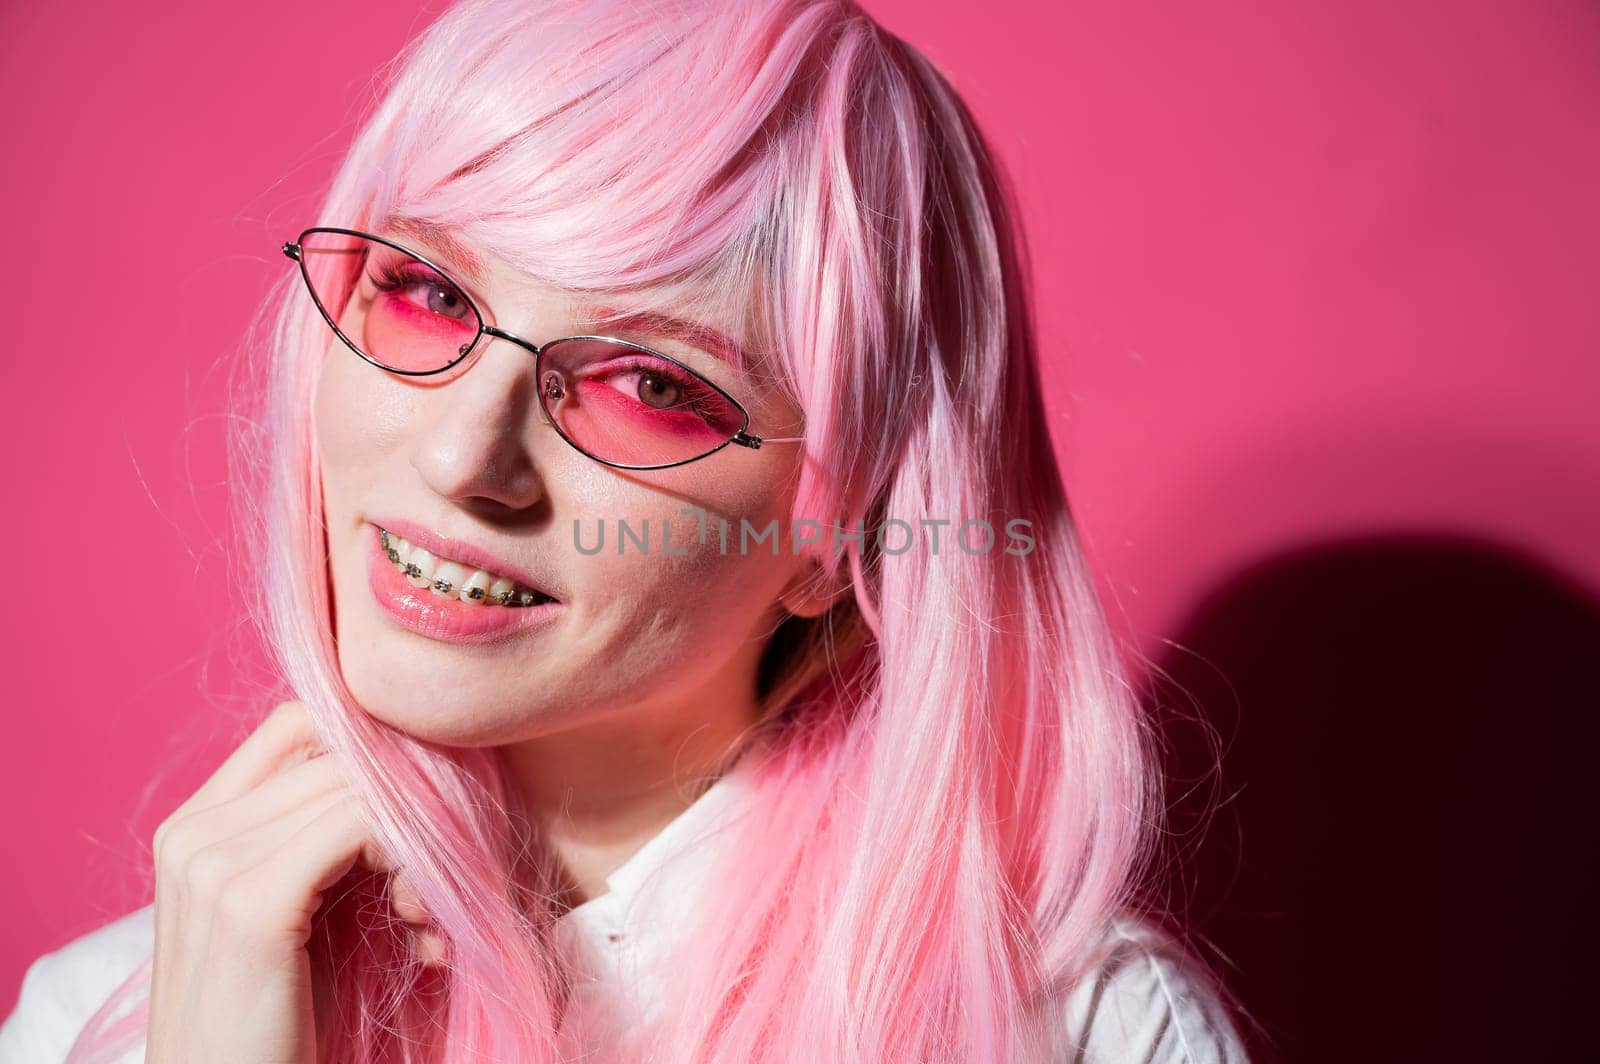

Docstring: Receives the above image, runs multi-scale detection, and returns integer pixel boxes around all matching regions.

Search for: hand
[146,700,441,1063]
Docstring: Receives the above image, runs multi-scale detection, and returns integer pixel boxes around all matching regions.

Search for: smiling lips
[377,527,552,607]
[365,523,563,645]
[368,516,560,600]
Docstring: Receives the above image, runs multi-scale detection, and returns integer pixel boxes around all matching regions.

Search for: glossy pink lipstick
[366,523,562,645]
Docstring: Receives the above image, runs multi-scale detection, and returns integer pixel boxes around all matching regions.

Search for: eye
[367,258,473,323]
[594,358,717,417]
[541,338,747,444]
[631,369,686,410]
[584,353,737,425]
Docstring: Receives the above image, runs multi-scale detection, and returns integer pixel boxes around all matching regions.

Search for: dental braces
[380,529,541,607]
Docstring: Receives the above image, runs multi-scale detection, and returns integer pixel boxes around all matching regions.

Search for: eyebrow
[378,214,490,285]
[583,307,749,370]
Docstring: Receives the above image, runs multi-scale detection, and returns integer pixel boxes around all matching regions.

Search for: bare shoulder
[0,904,153,1064]
[1035,912,1251,1064]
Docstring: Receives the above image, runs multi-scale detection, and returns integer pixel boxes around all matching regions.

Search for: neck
[500,686,763,908]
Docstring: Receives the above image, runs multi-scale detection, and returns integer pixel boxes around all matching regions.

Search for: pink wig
[69,0,1197,1059]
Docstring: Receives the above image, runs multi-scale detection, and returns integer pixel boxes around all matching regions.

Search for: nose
[408,335,553,513]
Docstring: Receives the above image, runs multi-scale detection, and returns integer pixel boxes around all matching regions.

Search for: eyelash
[368,261,461,303]
[591,356,717,410]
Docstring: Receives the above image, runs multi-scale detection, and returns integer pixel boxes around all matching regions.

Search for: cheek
[673,455,804,601]
[314,344,363,465]
[576,535,784,690]
[566,466,801,646]
[314,344,411,498]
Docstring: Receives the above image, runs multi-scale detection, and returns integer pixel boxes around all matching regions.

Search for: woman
[1,0,1250,1060]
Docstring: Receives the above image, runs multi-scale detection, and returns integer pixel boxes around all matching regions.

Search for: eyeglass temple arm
[730,430,804,450]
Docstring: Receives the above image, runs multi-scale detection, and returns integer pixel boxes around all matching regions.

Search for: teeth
[380,528,550,608]
[458,569,493,607]
[404,546,436,589]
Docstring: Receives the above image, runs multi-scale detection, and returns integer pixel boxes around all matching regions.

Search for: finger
[200,794,449,968]
[182,701,322,814]
[393,873,448,967]
[181,750,346,850]
[237,795,397,931]
[410,925,448,966]
[185,783,355,894]
[389,871,430,927]
[157,750,346,887]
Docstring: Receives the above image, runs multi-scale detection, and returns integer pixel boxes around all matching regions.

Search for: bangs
[352,0,836,383]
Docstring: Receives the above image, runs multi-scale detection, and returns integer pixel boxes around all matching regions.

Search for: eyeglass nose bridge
[473,323,564,427]
[479,322,543,356]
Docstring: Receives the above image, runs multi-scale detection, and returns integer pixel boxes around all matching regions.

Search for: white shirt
[1,759,1248,1062]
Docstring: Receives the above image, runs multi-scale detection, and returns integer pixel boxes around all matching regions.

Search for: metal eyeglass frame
[281,225,804,471]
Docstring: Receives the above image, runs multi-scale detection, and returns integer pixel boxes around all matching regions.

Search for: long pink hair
[69,0,1202,1059]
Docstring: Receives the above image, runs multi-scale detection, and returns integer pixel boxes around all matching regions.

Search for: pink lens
[299,231,480,372]
[539,338,745,467]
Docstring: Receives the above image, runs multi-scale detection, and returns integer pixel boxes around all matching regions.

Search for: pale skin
[146,229,845,1060]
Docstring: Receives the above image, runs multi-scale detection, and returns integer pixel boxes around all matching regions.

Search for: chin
[335,658,517,747]
[350,672,582,745]
[359,702,499,747]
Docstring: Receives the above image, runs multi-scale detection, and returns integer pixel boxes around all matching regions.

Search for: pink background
[4,1,1597,1057]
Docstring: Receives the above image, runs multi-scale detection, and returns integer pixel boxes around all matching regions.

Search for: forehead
[375,214,758,373]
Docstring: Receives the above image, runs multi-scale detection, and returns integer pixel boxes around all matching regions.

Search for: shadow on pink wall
[1146,534,1600,1061]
